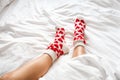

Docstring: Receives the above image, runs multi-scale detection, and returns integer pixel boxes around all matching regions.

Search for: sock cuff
[73,40,85,48]
[43,49,57,62]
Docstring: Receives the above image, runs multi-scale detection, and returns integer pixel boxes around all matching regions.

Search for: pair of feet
[45,18,86,62]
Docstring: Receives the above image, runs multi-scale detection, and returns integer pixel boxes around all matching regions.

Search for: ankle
[72,46,85,57]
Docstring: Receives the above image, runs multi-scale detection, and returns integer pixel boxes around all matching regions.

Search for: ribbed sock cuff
[73,40,85,48]
[43,49,57,62]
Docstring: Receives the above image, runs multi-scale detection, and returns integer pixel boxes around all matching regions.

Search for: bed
[0,0,120,80]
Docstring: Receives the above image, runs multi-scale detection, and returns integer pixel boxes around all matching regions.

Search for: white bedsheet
[0,0,15,13]
[0,0,120,80]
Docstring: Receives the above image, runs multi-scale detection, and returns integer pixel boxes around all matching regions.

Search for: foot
[45,27,69,61]
[73,18,86,48]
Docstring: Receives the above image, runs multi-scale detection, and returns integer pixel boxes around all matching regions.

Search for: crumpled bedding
[0,0,120,80]
[0,0,14,13]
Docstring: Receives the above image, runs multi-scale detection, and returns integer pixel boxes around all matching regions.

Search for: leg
[72,46,85,58]
[72,18,86,58]
[1,54,52,80]
[1,27,69,80]
[0,77,3,80]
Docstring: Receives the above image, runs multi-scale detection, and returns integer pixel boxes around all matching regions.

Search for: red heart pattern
[47,28,65,58]
[74,18,86,44]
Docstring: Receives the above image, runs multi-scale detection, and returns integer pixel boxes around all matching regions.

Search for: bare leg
[0,77,3,80]
[72,46,85,58]
[1,27,69,80]
[1,54,52,80]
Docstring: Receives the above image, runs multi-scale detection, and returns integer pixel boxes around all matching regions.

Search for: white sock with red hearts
[44,27,69,62]
[73,18,86,48]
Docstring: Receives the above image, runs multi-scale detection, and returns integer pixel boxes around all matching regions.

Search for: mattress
[0,0,120,80]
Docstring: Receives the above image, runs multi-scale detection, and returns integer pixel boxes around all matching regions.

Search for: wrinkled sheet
[0,0,120,80]
[0,0,15,13]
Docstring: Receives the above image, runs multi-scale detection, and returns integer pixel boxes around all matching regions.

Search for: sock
[44,27,69,62]
[73,18,86,48]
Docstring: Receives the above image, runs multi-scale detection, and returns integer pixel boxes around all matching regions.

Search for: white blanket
[0,0,15,13]
[0,0,120,80]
